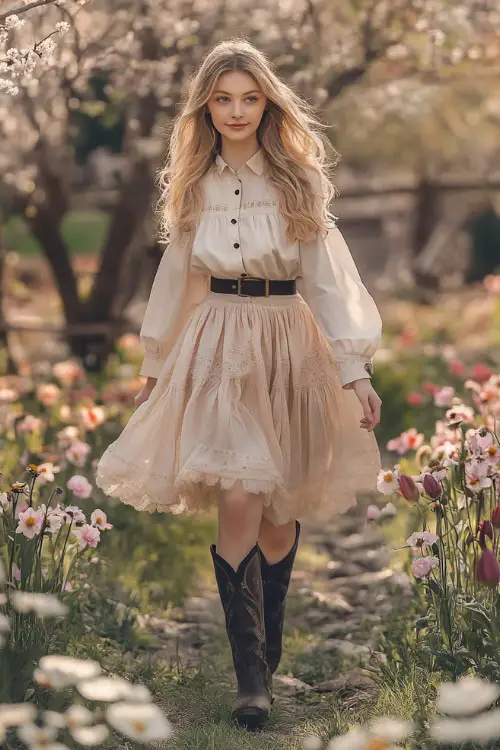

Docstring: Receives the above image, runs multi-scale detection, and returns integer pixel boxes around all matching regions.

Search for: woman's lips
[227,123,248,129]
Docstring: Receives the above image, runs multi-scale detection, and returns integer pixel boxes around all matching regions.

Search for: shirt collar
[214,148,265,176]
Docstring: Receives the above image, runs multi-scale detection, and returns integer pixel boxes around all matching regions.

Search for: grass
[3,211,108,256]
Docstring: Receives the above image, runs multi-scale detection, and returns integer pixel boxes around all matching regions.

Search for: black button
[231,218,237,224]
[234,242,240,249]
[235,189,240,195]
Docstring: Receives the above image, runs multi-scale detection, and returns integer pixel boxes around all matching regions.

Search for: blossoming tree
[1,0,499,369]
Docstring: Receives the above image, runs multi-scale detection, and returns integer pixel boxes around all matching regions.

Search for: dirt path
[134,501,412,749]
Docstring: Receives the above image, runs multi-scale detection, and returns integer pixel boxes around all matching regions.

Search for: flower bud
[398,474,420,503]
[491,505,500,529]
[422,473,442,499]
[478,520,494,542]
[476,549,500,589]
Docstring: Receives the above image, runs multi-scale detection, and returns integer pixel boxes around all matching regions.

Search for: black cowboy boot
[210,543,272,730]
[259,520,301,674]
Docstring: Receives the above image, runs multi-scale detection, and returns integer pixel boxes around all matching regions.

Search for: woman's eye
[214,96,259,103]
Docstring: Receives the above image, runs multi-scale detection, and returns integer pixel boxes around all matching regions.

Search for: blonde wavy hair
[155,38,338,245]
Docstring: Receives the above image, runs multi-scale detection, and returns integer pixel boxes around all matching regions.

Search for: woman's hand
[134,377,157,409]
[350,378,382,432]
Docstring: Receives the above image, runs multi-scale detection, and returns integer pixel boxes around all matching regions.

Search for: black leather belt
[210,276,296,297]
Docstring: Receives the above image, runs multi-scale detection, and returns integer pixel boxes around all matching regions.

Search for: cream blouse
[139,148,382,389]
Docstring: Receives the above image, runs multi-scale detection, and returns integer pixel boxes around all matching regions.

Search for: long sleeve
[296,222,382,389]
[139,231,209,378]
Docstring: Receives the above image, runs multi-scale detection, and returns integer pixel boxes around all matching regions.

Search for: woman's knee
[218,482,263,531]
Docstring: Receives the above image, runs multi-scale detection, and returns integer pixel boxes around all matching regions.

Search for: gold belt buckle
[237,277,270,297]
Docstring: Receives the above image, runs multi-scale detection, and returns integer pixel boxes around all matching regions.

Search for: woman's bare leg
[258,516,297,564]
[216,480,265,570]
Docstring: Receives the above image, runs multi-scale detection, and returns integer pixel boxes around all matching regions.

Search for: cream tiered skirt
[95,291,381,526]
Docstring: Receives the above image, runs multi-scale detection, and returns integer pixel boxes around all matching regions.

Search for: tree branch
[0,0,57,25]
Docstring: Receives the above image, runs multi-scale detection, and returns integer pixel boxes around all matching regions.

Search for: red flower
[477,520,494,544]
[476,549,500,589]
[449,360,465,377]
[491,505,500,529]
[471,363,494,384]
[398,474,421,503]
[407,392,423,406]
[422,473,442,499]
[422,382,441,395]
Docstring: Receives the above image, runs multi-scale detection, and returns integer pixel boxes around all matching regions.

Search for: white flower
[37,656,100,689]
[377,469,399,495]
[430,709,500,745]
[71,724,109,745]
[77,676,134,702]
[106,702,173,742]
[37,462,61,484]
[407,531,439,549]
[380,501,397,519]
[436,675,500,716]
[64,705,93,728]
[303,736,323,750]
[55,21,70,35]
[0,703,36,727]
[5,15,25,30]
[327,718,414,749]
[17,723,58,746]
[11,592,68,618]
[90,509,113,530]
[0,613,10,633]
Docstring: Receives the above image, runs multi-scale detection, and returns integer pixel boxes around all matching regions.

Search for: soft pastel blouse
[139,148,382,388]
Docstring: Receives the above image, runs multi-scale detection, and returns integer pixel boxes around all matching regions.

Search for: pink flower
[476,549,500,589]
[57,425,80,448]
[434,386,455,408]
[65,441,91,468]
[17,415,43,434]
[398,474,420,503]
[90,509,113,530]
[36,383,61,407]
[465,460,492,492]
[78,405,106,431]
[67,475,93,499]
[52,360,84,387]
[15,507,44,539]
[14,500,29,519]
[407,531,439,550]
[72,523,100,549]
[411,556,439,579]
[63,505,86,524]
[400,428,425,453]
[366,504,381,522]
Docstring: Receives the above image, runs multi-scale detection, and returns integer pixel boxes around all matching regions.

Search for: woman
[96,37,383,731]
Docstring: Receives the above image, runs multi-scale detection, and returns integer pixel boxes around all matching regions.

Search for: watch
[364,361,373,376]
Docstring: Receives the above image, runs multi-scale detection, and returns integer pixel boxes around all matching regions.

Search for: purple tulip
[422,472,442,499]
[491,505,500,529]
[398,474,421,503]
[476,549,500,589]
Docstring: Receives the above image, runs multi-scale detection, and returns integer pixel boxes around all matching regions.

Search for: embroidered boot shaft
[210,543,272,730]
[259,520,301,674]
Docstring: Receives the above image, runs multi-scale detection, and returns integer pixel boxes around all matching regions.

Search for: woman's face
[206,70,267,143]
